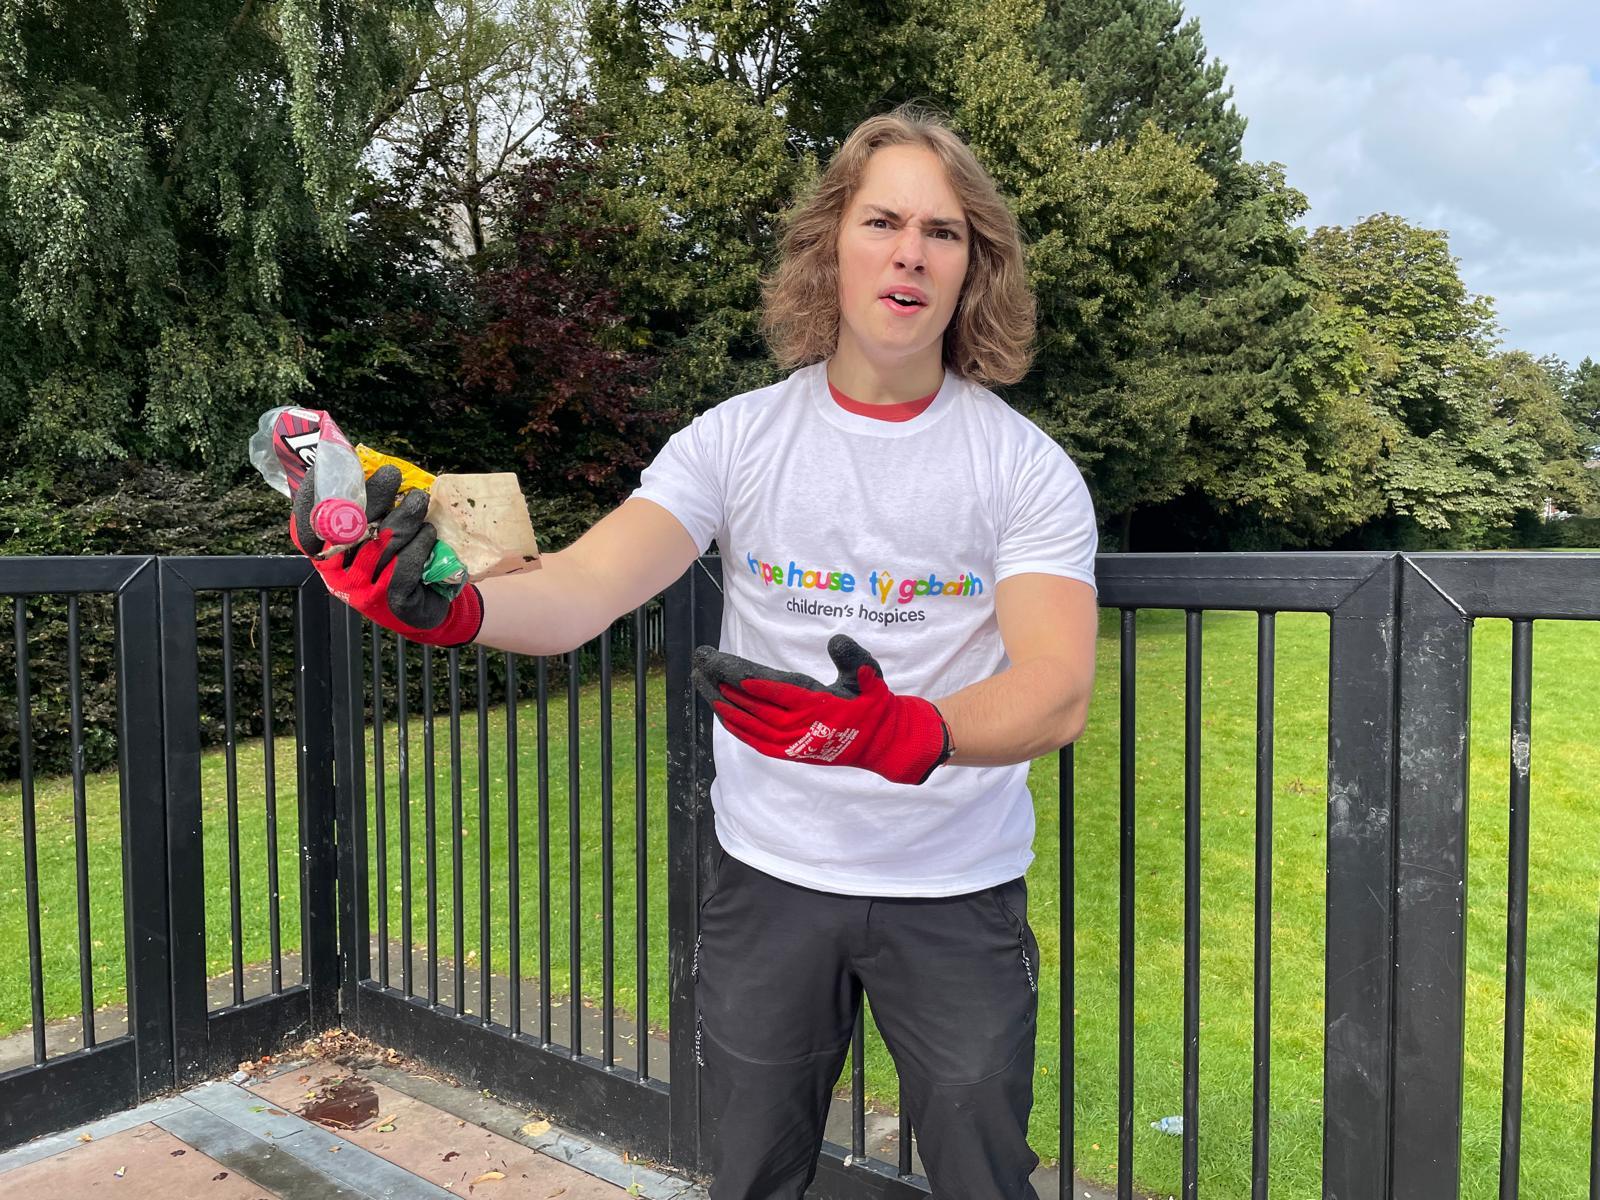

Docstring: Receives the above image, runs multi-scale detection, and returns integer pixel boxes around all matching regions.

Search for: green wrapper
[424,541,468,599]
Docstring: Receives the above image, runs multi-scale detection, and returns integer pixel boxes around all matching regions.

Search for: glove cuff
[407,584,484,648]
[896,695,952,786]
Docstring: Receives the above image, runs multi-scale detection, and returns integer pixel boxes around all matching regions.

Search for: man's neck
[827,342,944,406]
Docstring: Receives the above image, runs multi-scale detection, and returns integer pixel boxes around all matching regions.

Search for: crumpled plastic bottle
[249,407,368,548]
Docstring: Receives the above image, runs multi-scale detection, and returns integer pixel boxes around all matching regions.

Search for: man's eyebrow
[862,203,967,231]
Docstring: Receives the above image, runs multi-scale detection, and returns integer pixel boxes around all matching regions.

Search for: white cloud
[1182,0,1600,365]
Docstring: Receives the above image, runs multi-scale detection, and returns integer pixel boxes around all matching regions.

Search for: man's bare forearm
[471,549,616,656]
[467,498,703,658]
[934,656,1092,767]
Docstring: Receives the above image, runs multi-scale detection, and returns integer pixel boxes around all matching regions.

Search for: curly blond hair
[760,103,1036,387]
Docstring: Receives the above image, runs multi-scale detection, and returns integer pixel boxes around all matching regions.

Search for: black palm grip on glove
[691,634,883,715]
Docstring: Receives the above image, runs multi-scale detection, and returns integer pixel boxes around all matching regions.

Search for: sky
[1180,0,1600,369]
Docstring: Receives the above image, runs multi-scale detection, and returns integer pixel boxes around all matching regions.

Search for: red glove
[291,463,484,648]
[692,634,953,785]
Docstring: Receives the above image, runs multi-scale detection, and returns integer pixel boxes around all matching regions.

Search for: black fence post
[296,575,341,1031]
[1387,558,1474,1199]
[117,559,176,1096]
[666,555,723,1173]
[1322,555,1400,1200]
[157,561,211,1083]
[329,605,370,1023]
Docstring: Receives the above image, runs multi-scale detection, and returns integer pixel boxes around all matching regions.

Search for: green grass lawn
[4,612,1600,1199]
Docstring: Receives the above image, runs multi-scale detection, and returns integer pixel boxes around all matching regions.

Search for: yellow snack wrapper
[355,444,436,493]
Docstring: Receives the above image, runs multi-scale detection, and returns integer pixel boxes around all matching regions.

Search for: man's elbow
[1055,691,1092,749]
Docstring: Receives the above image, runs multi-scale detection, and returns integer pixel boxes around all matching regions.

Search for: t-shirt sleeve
[995,436,1099,592]
[628,408,727,554]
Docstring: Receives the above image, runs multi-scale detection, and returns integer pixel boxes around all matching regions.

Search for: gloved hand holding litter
[691,633,951,785]
[291,463,483,647]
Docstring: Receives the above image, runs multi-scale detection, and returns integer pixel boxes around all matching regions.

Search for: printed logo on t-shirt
[744,553,984,602]
[744,551,987,632]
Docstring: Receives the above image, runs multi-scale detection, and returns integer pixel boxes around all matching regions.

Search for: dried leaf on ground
[520,1119,550,1136]
[471,1171,506,1183]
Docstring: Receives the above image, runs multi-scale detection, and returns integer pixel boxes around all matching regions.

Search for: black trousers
[694,840,1042,1199]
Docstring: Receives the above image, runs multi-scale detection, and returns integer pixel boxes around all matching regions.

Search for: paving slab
[0,1122,276,1199]
[246,1067,628,1198]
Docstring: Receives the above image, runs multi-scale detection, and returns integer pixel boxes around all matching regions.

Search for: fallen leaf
[471,1171,506,1184]
[267,1108,287,1117]
[443,1151,460,1162]
[212,1171,228,1180]
[298,1075,312,1084]
[377,1123,395,1133]
[545,1190,566,1198]
[520,1120,550,1137]
[169,1149,185,1157]
[113,1167,126,1179]
[456,1119,466,1127]
[77,1133,93,1143]
[627,1186,643,1197]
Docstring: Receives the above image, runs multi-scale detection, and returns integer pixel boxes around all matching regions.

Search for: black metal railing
[3,551,1599,1200]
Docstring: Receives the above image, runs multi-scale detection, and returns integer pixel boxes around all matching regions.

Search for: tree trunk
[1120,507,1134,552]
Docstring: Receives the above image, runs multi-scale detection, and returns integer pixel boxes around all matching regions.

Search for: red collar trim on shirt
[828,379,939,422]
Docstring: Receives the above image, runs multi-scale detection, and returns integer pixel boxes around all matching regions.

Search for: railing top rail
[157,555,313,592]
[1404,552,1600,621]
[1093,551,1393,614]
[0,556,156,597]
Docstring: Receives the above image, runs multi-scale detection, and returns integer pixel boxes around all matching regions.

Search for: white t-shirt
[631,360,1098,896]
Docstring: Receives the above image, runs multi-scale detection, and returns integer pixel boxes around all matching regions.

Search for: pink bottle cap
[312,497,367,546]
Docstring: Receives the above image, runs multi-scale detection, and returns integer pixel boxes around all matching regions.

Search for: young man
[292,105,1098,1198]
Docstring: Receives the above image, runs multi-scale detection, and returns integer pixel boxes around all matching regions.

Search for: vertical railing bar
[449,647,465,1014]
[423,644,439,1007]
[14,597,43,1065]
[396,635,413,998]
[507,652,522,1038]
[852,1006,866,1160]
[634,606,650,1079]
[1500,619,1534,1200]
[1253,612,1275,1200]
[477,646,492,1026]
[261,590,283,993]
[568,648,582,1057]
[1118,607,1136,1200]
[372,627,388,989]
[1061,741,1076,1199]
[222,590,244,1006]
[67,595,95,1047]
[1183,609,1201,1198]
[601,628,615,1068]
[538,655,552,1047]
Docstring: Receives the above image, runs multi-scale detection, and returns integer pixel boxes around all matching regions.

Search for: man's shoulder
[706,363,817,418]
[956,378,1072,459]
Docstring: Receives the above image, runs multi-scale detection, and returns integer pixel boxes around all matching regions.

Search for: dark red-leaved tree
[457,146,663,513]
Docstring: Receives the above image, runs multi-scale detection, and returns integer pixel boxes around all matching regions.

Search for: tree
[1037,0,1246,178]
[1562,356,1600,459]
[371,0,586,255]
[454,147,664,515]
[0,0,423,479]
[572,0,822,416]
[1305,214,1587,538]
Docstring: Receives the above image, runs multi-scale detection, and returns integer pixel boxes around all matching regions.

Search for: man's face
[835,145,970,370]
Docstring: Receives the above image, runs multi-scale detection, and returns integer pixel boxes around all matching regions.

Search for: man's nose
[892,227,925,270]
